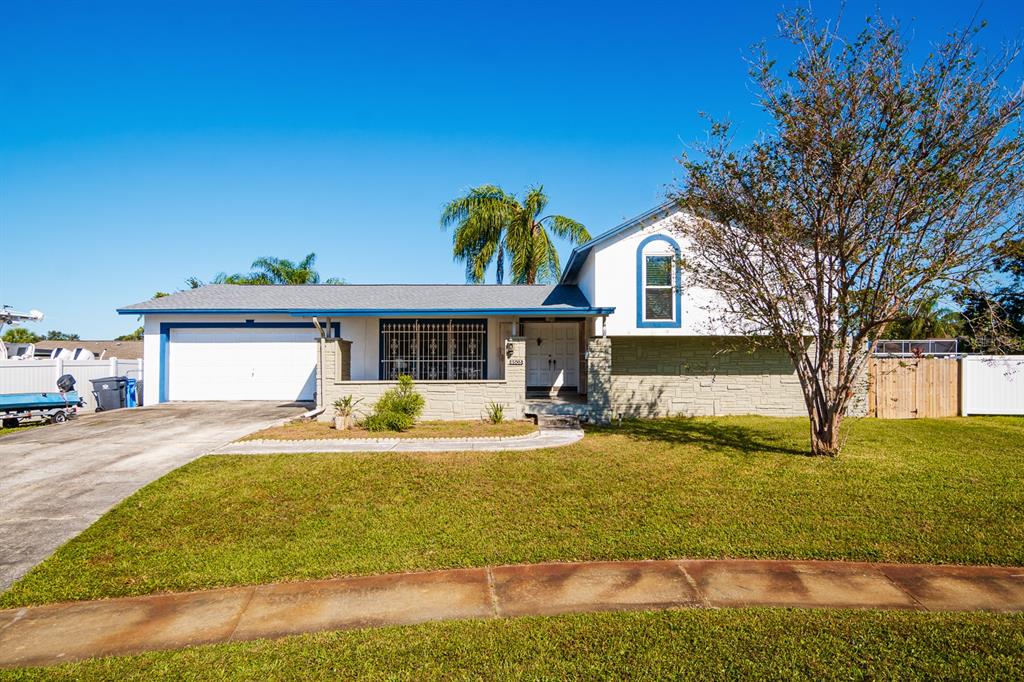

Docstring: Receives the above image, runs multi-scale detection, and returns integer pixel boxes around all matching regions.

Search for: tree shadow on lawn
[588,417,809,457]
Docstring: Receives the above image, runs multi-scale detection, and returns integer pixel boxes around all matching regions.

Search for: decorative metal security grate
[379,319,487,381]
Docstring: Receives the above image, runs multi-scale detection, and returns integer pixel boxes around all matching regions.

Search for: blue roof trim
[287,308,617,317]
[560,201,677,284]
[120,307,616,316]
[119,308,304,315]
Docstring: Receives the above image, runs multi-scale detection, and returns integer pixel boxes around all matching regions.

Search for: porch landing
[524,395,593,428]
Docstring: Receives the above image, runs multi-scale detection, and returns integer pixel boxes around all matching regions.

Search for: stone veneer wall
[587,336,809,421]
[587,336,869,422]
[318,337,527,421]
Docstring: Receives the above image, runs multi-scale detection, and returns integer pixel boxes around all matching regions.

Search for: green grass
[3,416,1023,607]
[0,423,40,438]
[4,609,1023,680]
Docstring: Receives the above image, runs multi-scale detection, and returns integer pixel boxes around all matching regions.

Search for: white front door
[168,329,318,401]
[524,322,579,393]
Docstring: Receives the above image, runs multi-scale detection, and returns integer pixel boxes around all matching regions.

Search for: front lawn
[9,610,1024,680]
[241,419,537,440]
[0,422,40,438]
[3,416,1023,606]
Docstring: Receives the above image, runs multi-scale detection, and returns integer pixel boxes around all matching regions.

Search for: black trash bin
[91,376,128,412]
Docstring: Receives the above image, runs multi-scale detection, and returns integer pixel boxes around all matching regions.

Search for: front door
[524,322,579,394]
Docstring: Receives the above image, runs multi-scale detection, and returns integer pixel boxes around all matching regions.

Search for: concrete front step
[2,559,1023,668]
[525,400,593,422]
[535,414,582,430]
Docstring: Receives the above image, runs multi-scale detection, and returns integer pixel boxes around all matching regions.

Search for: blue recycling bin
[125,378,138,408]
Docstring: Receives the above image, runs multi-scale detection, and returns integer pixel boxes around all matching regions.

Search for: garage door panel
[168,330,317,401]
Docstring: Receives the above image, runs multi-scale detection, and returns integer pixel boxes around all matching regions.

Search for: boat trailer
[0,374,84,429]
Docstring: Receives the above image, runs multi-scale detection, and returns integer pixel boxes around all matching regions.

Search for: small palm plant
[332,395,363,430]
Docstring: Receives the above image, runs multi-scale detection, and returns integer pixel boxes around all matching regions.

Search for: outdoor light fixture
[505,340,515,358]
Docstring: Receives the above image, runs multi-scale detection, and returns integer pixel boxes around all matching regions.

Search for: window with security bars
[379,319,487,381]
[644,255,674,320]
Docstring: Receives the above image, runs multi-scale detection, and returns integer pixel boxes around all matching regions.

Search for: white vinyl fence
[0,358,143,412]
[961,355,1024,416]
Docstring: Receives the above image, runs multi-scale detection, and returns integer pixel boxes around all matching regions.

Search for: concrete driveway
[0,402,309,590]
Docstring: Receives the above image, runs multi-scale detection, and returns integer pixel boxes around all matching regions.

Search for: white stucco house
[119,204,810,421]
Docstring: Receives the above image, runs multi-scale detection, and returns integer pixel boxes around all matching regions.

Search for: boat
[0,374,84,428]
[0,306,44,361]
[0,391,83,411]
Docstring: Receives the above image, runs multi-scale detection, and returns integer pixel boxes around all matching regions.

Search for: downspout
[311,317,324,408]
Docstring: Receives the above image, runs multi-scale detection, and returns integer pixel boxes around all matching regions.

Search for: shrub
[375,375,425,419]
[362,411,414,432]
[362,375,424,432]
[486,402,505,424]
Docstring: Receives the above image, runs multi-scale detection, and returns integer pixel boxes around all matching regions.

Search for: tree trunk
[808,401,843,457]
[794,348,843,454]
[525,220,539,284]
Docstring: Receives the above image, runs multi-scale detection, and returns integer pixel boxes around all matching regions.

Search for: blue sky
[2,1,1021,338]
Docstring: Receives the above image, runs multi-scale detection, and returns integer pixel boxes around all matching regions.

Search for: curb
[234,430,545,446]
[3,558,1023,669]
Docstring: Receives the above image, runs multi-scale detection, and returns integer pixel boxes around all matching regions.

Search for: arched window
[636,234,681,328]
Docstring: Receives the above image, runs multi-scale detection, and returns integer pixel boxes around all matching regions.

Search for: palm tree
[214,253,344,285]
[440,185,590,284]
[883,297,963,339]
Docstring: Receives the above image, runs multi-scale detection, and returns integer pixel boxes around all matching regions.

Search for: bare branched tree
[672,10,1024,456]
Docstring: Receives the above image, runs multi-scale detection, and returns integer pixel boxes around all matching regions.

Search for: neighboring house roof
[560,201,679,284]
[34,340,144,360]
[118,284,614,316]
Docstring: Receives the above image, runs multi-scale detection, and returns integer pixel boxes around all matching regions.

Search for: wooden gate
[868,358,960,418]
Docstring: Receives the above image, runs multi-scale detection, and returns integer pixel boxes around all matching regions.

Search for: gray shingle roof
[118,284,609,315]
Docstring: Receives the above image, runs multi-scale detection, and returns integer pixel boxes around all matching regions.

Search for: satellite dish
[28,310,44,322]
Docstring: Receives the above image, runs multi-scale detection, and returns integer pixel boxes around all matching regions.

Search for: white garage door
[168,329,318,401]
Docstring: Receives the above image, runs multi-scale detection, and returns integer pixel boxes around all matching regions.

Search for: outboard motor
[56,374,76,392]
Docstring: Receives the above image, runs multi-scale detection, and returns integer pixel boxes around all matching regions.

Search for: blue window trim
[378,318,487,381]
[158,320,340,403]
[635,234,682,329]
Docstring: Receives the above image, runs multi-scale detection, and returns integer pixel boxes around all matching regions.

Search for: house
[34,340,144,360]
[118,204,809,421]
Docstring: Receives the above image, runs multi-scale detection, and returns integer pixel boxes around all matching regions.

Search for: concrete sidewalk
[2,558,1023,668]
[215,428,584,454]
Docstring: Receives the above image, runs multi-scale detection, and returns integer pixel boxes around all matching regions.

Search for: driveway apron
[0,402,308,589]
